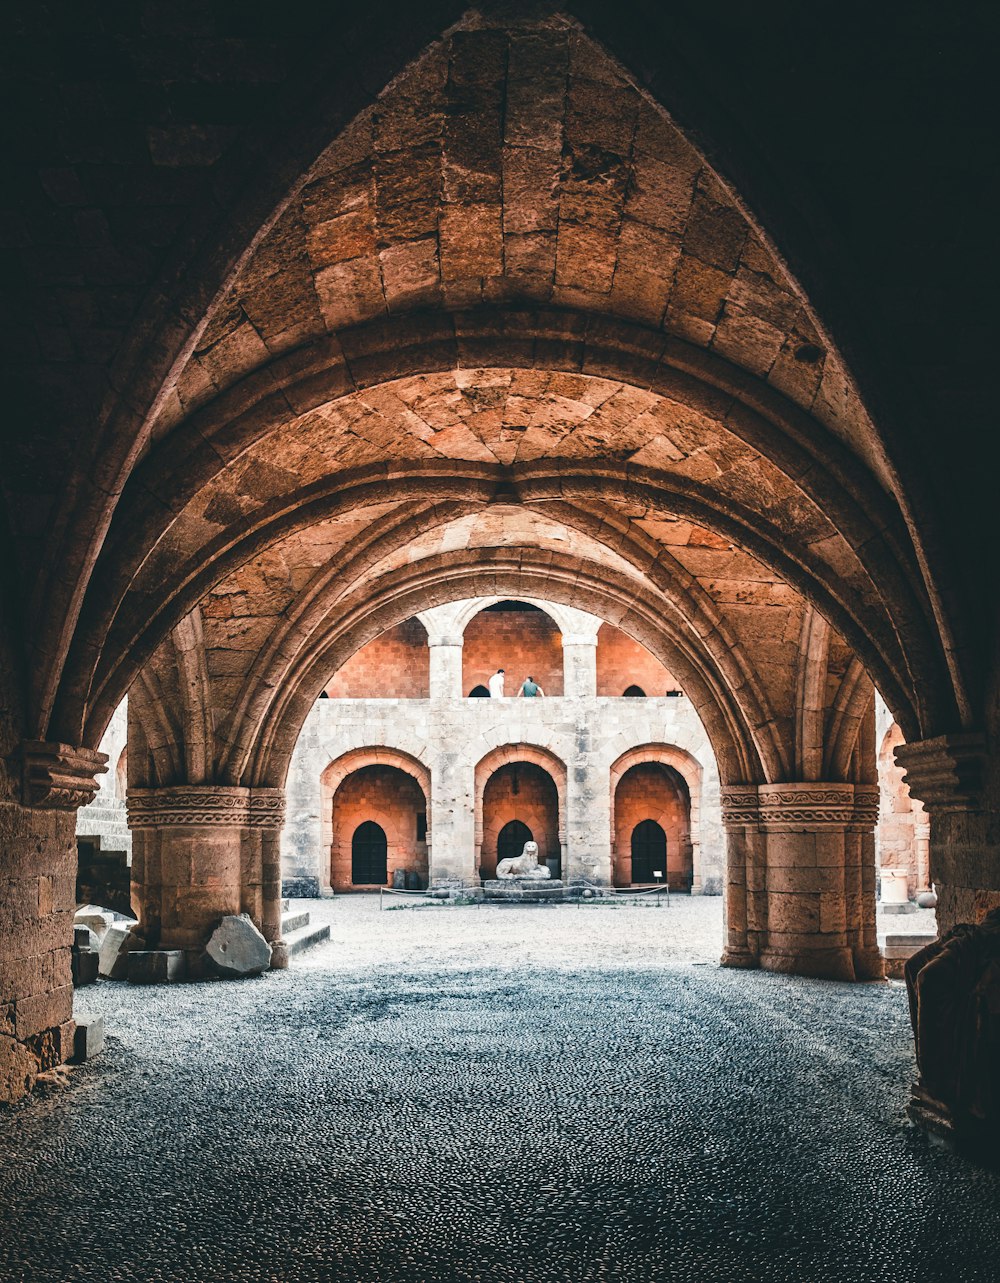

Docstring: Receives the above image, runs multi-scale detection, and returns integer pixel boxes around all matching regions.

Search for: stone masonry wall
[330,764,428,889]
[282,691,723,895]
[613,762,691,889]
[462,609,564,698]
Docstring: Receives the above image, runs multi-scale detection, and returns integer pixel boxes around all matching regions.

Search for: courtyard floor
[1,895,997,1283]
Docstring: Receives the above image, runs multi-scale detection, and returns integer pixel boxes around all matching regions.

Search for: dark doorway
[352,820,388,885]
[631,819,667,884]
[469,684,490,697]
[623,684,646,697]
[497,819,533,864]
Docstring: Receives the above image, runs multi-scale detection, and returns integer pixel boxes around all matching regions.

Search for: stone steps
[281,908,310,934]
[284,920,331,956]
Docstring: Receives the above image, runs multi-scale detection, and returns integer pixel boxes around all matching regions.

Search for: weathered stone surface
[71,1013,105,1062]
[74,906,115,942]
[205,916,272,978]
[127,951,187,985]
[98,923,133,981]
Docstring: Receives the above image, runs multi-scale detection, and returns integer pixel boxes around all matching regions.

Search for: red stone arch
[320,747,431,893]
[474,744,567,882]
[610,745,703,890]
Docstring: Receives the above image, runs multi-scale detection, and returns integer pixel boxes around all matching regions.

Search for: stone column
[564,720,600,882]
[562,631,598,699]
[757,783,872,982]
[1,741,107,1103]
[428,747,476,885]
[251,789,288,968]
[427,634,464,700]
[127,786,248,972]
[720,785,763,968]
[896,733,995,932]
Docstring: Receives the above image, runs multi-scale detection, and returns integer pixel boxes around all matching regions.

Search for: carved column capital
[127,785,250,828]
[21,740,108,810]
[852,788,881,830]
[248,788,286,829]
[894,733,987,813]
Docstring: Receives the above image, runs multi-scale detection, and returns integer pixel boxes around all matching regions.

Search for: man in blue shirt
[518,675,545,698]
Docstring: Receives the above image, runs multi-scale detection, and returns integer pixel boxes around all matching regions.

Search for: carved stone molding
[722,783,863,827]
[895,733,986,813]
[248,789,287,829]
[720,785,760,826]
[21,740,108,810]
[127,785,250,828]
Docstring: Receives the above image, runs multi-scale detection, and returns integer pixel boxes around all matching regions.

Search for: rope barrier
[379,883,673,908]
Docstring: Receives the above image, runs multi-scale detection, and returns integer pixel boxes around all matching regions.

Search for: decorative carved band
[248,789,287,829]
[22,740,108,810]
[720,786,759,826]
[723,783,871,828]
[895,733,986,813]
[127,786,288,829]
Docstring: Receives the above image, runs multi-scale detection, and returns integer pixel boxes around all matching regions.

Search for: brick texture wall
[324,620,429,698]
[330,765,428,890]
[597,624,677,697]
[613,763,692,889]
[463,609,564,697]
[480,763,560,879]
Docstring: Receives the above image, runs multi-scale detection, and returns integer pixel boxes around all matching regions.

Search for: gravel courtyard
[1,895,997,1283]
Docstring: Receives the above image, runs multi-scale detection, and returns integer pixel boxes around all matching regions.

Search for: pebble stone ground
[1,896,998,1283]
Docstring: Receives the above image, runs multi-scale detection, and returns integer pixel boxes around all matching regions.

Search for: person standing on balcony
[488,668,505,698]
[518,675,545,698]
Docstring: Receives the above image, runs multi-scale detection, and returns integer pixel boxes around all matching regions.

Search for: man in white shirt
[488,668,505,698]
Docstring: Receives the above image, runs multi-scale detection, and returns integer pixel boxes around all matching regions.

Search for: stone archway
[610,745,703,892]
[320,748,431,894]
[612,761,693,890]
[474,745,567,882]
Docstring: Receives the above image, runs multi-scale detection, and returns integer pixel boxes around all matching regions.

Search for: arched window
[623,684,646,697]
[497,819,533,864]
[469,684,490,698]
[631,819,667,884]
[352,821,388,885]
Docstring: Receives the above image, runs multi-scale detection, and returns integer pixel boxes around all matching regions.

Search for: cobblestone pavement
[2,896,998,1283]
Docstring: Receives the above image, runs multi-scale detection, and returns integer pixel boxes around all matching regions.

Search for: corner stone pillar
[721,782,882,981]
[427,634,464,700]
[896,733,996,932]
[562,632,598,699]
[1,741,107,1103]
[128,785,288,971]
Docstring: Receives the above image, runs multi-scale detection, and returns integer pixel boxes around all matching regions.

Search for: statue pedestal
[484,878,565,903]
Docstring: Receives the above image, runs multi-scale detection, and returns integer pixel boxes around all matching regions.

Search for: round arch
[474,744,567,883]
[320,747,431,889]
[610,745,705,892]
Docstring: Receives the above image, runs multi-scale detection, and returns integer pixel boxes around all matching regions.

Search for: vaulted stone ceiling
[2,3,985,793]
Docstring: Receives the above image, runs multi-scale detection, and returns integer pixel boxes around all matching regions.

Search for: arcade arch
[475,745,567,884]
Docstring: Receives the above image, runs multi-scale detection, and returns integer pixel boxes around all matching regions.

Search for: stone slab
[72,1014,105,1062]
[127,951,187,985]
[71,949,99,987]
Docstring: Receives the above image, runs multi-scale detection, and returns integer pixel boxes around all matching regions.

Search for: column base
[759,945,857,981]
[270,940,290,969]
[720,946,759,969]
[852,946,886,981]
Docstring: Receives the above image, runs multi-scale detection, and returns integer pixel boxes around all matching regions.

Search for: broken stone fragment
[205,914,272,978]
[97,921,133,980]
[74,905,115,941]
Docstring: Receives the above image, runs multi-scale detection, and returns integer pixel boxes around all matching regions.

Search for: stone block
[74,906,114,941]
[98,922,133,980]
[206,915,271,978]
[127,951,187,985]
[72,1014,105,1061]
[71,949,99,987]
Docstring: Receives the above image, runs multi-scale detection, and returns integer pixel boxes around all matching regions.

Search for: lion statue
[496,839,551,880]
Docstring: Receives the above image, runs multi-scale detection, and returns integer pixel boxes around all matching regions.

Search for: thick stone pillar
[562,632,598,699]
[128,785,288,971]
[896,734,996,932]
[720,785,764,968]
[251,789,288,968]
[428,748,476,885]
[427,635,464,700]
[721,782,882,980]
[1,741,106,1103]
